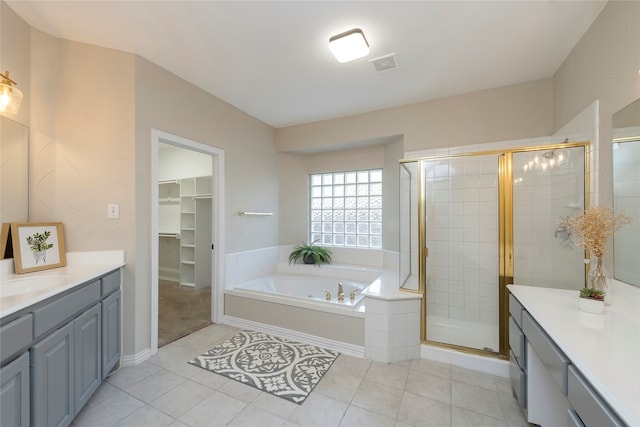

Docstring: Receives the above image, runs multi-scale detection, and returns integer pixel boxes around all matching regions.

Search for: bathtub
[233,273,366,306]
[224,265,381,355]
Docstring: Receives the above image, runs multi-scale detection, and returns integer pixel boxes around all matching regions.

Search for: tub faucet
[321,289,331,301]
[337,282,345,302]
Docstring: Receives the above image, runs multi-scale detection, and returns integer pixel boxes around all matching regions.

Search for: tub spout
[321,289,332,301]
[338,282,345,302]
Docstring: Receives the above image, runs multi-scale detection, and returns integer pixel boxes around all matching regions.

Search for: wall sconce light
[329,28,370,63]
[0,70,24,115]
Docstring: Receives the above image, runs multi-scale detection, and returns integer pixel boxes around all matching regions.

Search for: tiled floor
[72,324,531,427]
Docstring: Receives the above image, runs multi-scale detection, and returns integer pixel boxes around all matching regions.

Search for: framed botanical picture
[11,222,66,274]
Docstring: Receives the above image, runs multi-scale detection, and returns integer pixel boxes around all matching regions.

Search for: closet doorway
[157,143,212,346]
[151,130,225,352]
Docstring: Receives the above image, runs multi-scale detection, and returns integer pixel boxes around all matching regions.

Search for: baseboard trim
[158,266,179,282]
[223,315,365,358]
[120,348,152,367]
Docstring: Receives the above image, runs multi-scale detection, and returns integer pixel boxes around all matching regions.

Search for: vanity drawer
[568,409,586,427]
[509,350,526,409]
[101,270,120,297]
[509,293,524,327]
[523,311,569,394]
[567,365,624,427]
[33,280,100,338]
[509,316,525,367]
[0,314,33,363]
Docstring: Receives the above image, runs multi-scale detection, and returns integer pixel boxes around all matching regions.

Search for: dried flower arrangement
[562,206,631,258]
[561,206,632,294]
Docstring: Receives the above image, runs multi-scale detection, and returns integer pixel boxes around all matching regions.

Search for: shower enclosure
[399,142,589,357]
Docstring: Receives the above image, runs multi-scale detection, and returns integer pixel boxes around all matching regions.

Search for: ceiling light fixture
[0,70,23,115]
[329,28,369,63]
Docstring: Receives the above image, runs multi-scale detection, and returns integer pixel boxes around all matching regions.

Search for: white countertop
[0,251,125,319]
[508,283,640,426]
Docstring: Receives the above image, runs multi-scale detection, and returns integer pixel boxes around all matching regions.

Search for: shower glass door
[401,142,589,356]
[423,154,500,353]
[511,145,587,290]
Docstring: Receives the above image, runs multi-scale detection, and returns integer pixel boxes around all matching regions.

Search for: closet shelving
[158,180,180,236]
[159,180,179,202]
[179,176,212,288]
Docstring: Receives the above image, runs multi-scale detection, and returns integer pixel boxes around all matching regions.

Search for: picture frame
[11,222,66,274]
[1,223,13,259]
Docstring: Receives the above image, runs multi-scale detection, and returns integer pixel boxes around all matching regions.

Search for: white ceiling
[6,1,607,128]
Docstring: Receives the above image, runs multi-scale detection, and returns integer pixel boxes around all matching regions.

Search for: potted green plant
[288,241,332,266]
[578,287,605,314]
[26,230,54,264]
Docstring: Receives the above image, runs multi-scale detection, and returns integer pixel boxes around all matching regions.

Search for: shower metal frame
[400,141,591,359]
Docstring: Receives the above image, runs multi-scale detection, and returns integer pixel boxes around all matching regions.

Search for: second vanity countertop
[508,283,640,427]
[0,250,125,319]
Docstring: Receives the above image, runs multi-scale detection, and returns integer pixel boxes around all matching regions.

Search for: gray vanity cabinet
[1,268,121,427]
[508,294,527,410]
[567,365,624,427]
[74,303,102,411]
[0,352,30,427]
[31,293,113,426]
[101,289,120,379]
[509,289,627,427]
[30,321,75,427]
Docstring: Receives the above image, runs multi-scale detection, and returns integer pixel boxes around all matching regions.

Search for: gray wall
[1,5,279,356]
[274,78,554,153]
[553,0,640,210]
[133,57,278,355]
[278,140,403,252]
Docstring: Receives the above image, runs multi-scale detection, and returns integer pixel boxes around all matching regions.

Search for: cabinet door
[74,303,101,412]
[0,352,30,427]
[102,290,121,379]
[31,321,74,427]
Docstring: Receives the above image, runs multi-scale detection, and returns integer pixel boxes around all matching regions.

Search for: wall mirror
[1,116,29,226]
[612,98,640,287]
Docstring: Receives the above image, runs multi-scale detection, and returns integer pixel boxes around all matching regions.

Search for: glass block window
[310,169,382,248]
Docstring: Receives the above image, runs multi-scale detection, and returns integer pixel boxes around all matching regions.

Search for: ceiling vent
[369,53,396,72]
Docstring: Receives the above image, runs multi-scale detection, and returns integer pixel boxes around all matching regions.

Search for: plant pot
[303,254,316,265]
[32,251,46,264]
[579,297,604,315]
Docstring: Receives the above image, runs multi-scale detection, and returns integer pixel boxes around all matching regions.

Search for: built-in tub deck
[230,273,367,310]
[224,264,381,355]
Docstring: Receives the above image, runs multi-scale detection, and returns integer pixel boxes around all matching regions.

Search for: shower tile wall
[425,156,499,326]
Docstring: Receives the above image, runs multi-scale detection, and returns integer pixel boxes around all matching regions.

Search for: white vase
[579,297,604,315]
[32,251,46,264]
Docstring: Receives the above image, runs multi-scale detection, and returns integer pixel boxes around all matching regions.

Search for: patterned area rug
[189,330,339,404]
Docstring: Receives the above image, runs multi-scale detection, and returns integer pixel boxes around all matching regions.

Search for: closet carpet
[158,280,212,347]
